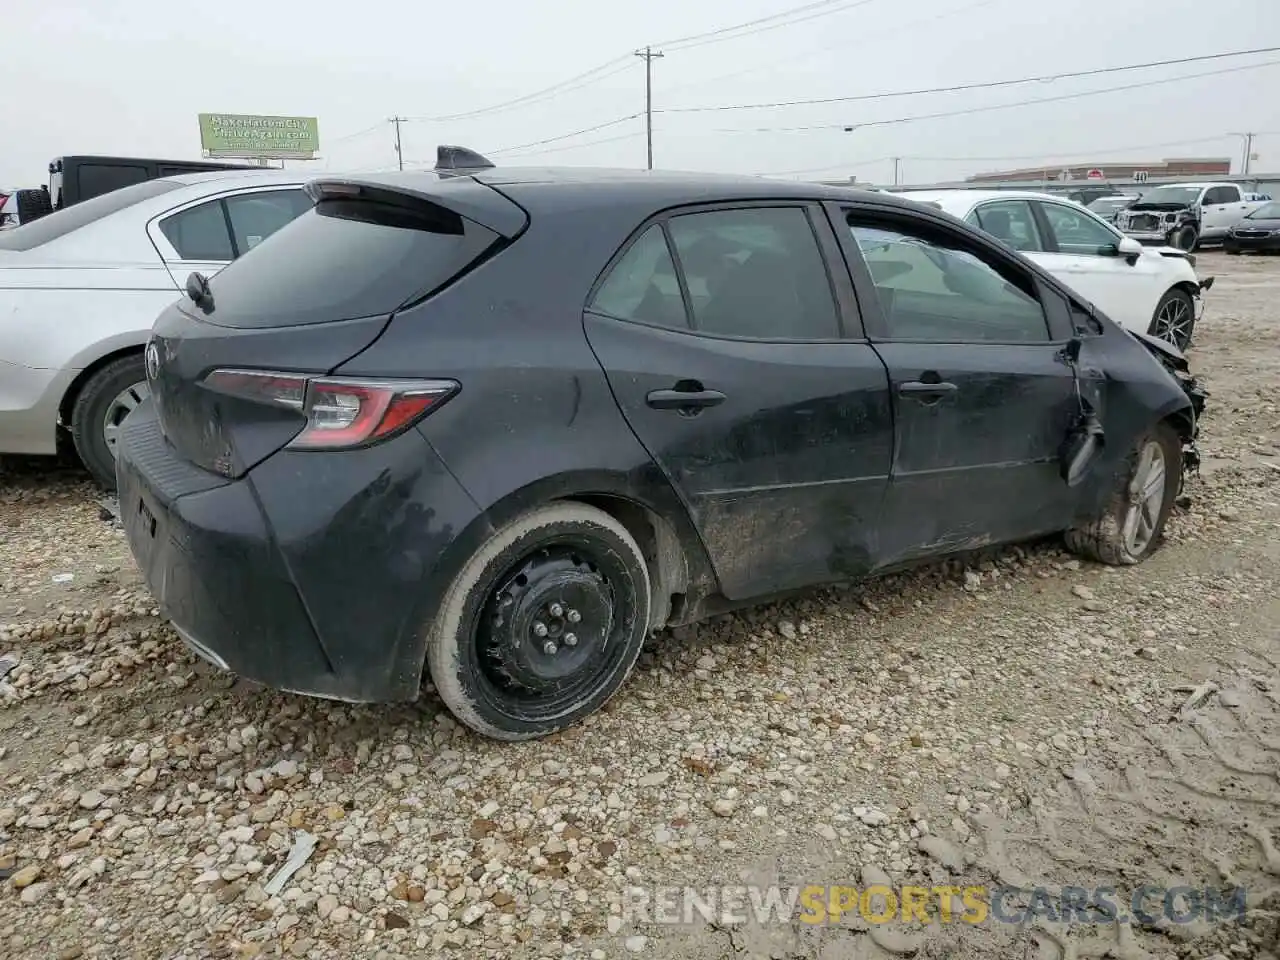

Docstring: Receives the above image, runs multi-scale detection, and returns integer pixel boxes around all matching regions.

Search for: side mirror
[1116,236,1143,258]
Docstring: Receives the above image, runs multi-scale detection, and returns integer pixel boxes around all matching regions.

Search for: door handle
[646,386,727,411]
[898,380,958,397]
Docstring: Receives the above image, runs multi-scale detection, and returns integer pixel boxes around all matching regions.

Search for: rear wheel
[1148,287,1196,351]
[1065,422,1182,565]
[424,502,652,740]
[69,354,149,491]
[13,188,52,224]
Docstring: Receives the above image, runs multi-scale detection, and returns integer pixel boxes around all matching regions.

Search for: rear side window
[161,200,235,260]
[0,179,180,251]
[199,198,501,328]
[589,225,688,329]
[159,189,311,261]
[227,190,313,253]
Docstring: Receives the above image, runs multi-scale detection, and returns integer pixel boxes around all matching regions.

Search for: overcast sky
[1,0,1276,188]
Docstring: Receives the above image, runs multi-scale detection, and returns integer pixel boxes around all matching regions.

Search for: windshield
[1135,186,1202,206]
[1247,202,1280,219]
[0,178,180,251]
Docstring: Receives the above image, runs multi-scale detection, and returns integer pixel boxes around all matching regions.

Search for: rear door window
[973,200,1044,252]
[198,197,501,327]
[665,207,840,339]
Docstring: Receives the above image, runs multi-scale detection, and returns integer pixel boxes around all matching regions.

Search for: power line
[659,0,1004,98]
[760,134,1278,177]
[485,114,644,156]
[406,57,637,124]
[660,45,1280,113]
[474,129,648,161]
[657,0,883,53]
[399,0,888,125]
[325,122,387,145]
[705,58,1280,134]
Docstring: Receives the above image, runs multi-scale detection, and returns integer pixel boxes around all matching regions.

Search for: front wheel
[1064,423,1182,565]
[70,354,150,491]
[424,502,652,741]
[1170,224,1198,251]
[1148,287,1196,351]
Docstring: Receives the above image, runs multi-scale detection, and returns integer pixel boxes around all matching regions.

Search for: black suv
[117,148,1201,740]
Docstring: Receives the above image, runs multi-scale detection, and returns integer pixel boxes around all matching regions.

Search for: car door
[827,200,1080,566]
[1026,199,1166,333]
[148,186,312,288]
[582,203,894,600]
[1200,185,1246,237]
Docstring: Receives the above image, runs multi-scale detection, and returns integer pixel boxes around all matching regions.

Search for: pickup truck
[1115,182,1267,250]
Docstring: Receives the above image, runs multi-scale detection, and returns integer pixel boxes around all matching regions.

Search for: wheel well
[1172,281,1200,302]
[1162,407,1195,443]
[58,345,145,427]
[568,493,690,632]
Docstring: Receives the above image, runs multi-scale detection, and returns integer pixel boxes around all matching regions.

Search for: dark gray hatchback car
[117,149,1204,740]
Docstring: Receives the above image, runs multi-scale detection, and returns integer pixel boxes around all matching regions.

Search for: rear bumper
[116,401,482,702]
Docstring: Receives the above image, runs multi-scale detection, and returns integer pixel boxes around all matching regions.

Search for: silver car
[0,169,313,488]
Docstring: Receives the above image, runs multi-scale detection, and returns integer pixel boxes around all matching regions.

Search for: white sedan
[896,190,1211,351]
[0,169,312,488]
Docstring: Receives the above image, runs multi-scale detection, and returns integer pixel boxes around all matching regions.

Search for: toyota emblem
[145,341,160,381]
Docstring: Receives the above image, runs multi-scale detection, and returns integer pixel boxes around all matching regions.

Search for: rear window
[197,197,501,328]
[0,179,181,251]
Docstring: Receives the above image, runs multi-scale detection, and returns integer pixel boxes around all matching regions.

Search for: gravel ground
[2,251,1278,960]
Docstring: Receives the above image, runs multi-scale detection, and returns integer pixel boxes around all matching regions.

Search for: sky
[1,0,1277,188]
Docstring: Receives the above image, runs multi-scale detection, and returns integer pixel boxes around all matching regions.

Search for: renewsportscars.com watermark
[622,884,1247,927]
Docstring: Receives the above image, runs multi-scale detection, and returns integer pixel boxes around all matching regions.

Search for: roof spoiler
[434,145,496,178]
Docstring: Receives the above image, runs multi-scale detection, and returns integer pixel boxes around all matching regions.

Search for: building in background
[965,157,1232,184]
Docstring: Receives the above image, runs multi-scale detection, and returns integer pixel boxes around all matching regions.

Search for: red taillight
[204,369,458,450]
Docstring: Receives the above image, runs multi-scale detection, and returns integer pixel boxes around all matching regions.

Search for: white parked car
[0,169,313,488]
[896,190,1212,351]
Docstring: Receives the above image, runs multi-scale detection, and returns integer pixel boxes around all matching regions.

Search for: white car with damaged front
[897,190,1212,351]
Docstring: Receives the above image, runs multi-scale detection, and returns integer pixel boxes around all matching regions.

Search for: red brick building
[966,157,1232,183]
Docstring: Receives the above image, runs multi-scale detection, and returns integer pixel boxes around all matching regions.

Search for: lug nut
[542,641,558,655]
[566,609,582,623]
[533,621,548,638]
[564,633,578,647]
[549,602,564,617]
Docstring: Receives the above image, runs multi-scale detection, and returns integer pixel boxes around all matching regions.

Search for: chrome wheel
[101,380,149,459]
[1151,294,1194,350]
[1122,440,1167,556]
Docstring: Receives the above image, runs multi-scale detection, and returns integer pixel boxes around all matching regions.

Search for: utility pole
[1230,132,1255,175]
[390,116,405,171]
[891,157,901,186]
[635,46,664,170]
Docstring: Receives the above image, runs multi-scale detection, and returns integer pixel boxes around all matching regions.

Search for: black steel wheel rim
[469,535,637,720]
